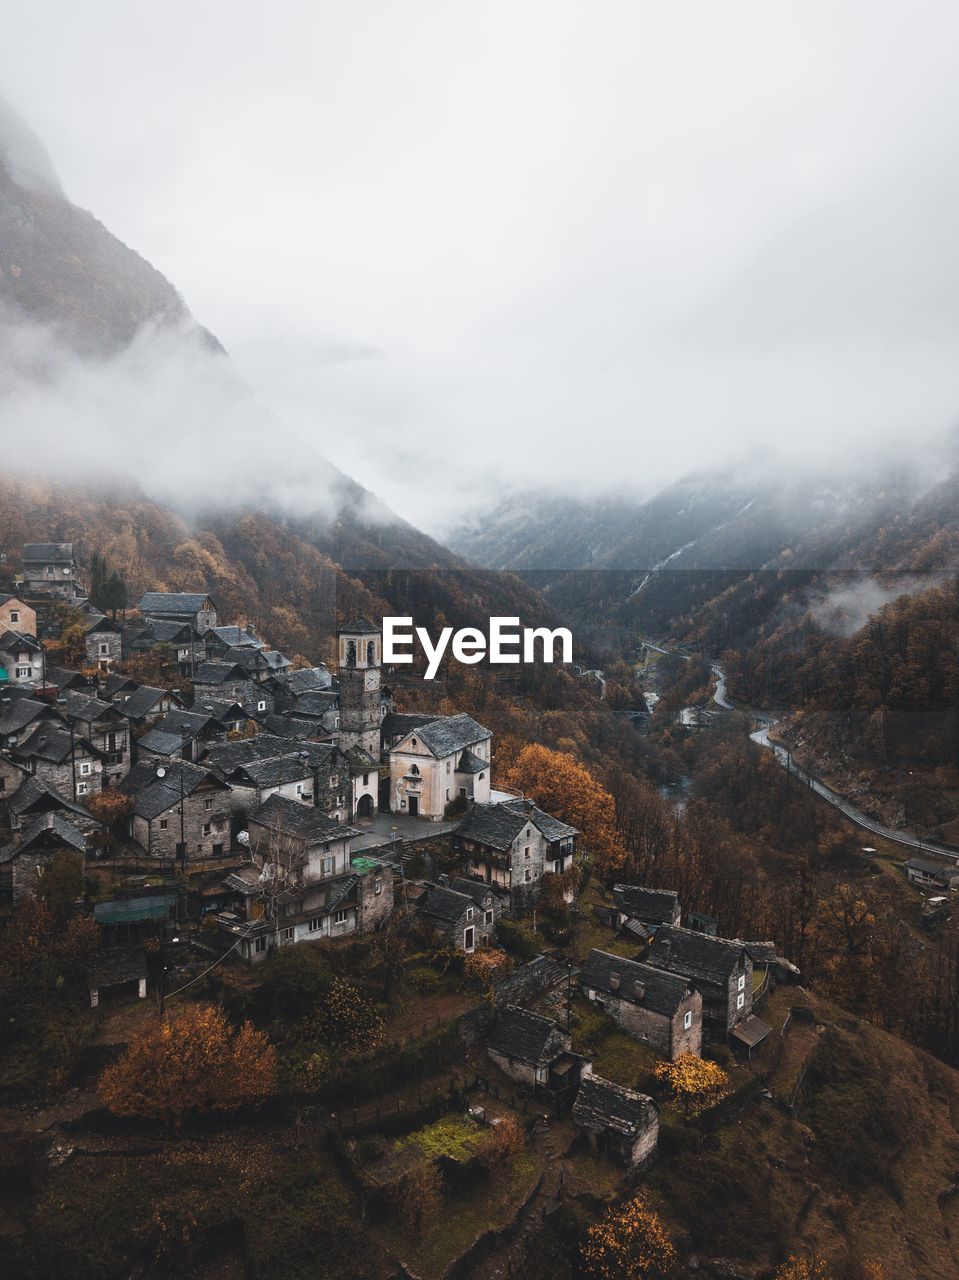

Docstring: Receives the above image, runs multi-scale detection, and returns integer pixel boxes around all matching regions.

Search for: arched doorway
[356,793,374,821]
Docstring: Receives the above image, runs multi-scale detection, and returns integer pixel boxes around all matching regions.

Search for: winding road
[639,638,959,864]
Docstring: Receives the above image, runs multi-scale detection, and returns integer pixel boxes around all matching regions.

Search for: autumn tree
[772,1259,832,1280]
[464,947,510,996]
[480,1113,524,1167]
[581,1195,677,1280]
[654,1053,729,1119]
[84,789,135,827]
[502,743,621,877]
[99,1003,276,1121]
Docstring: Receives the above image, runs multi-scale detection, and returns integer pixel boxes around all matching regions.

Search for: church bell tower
[336,618,382,757]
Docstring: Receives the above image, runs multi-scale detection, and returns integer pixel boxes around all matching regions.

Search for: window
[79,762,92,777]
[410,763,420,776]
[446,761,451,773]
[684,1010,693,1030]
[308,917,321,933]
[737,974,746,992]
[295,783,303,795]
[524,847,530,860]
[257,700,266,712]
[374,879,382,895]
[202,823,211,837]
[282,926,294,941]
[459,787,466,798]
[253,937,267,954]
[322,857,333,875]
[446,789,450,801]
[334,909,349,925]
[524,868,531,882]
[99,643,109,655]
[10,611,19,624]
[736,993,745,1010]
[464,926,475,951]
[363,772,369,786]
[479,773,484,781]
[160,819,168,830]
[15,666,30,678]
[411,738,416,747]
[204,798,213,810]
[466,907,473,920]
[485,909,494,925]
[330,775,338,786]
[77,781,89,796]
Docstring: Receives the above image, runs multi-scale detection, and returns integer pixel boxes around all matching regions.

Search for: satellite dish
[156,767,167,778]
[237,830,250,847]
[93,762,103,774]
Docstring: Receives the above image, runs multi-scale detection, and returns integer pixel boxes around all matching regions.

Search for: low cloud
[809,574,947,637]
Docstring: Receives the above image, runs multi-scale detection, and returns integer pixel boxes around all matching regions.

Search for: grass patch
[397,1116,485,1162]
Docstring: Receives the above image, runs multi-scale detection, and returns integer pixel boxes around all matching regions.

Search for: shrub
[496,919,541,962]
[654,1053,729,1119]
[702,1042,734,1069]
[386,1160,442,1238]
[407,965,441,995]
[480,1113,525,1167]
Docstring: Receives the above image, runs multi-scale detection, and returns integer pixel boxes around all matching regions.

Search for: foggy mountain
[0,99,482,579]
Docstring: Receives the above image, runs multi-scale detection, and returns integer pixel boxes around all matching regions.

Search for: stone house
[5,775,102,836]
[454,798,578,912]
[22,543,81,599]
[0,693,59,749]
[129,760,234,861]
[224,795,388,962]
[906,857,959,890]
[60,692,131,786]
[448,876,503,941]
[0,628,44,686]
[0,750,30,807]
[486,1004,577,1091]
[11,720,103,801]
[389,712,492,820]
[202,737,353,824]
[113,684,186,729]
[83,615,123,672]
[122,618,201,677]
[204,624,263,659]
[0,594,36,636]
[417,881,487,952]
[138,708,224,763]
[646,925,755,1042]
[579,949,702,1060]
[285,690,340,734]
[0,814,92,906]
[572,1071,659,1167]
[193,661,274,720]
[611,884,681,932]
[138,591,218,634]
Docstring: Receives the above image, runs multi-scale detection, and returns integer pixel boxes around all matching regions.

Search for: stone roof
[262,714,323,740]
[193,661,247,686]
[338,617,380,634]
[4,812,89,858]
[572,1072,658,1139]
[251,793,359,843]
[456,798,578,851]
[154,709,216,739]
[116,685,169,720]
[580,950,693,1017]
[290,691,339,717]
[647,926,748,986]
[283,666,333,694]
[906,856,958,879]
[210,625,261,649]
[23,543,74,563]
[84,614,121,634]
[139,592,213,615]
[133,766,226,820]
[612,884,680,926]
[62,691,122,723]
[0,627,42,653]
[449,877,498,908]
[402,713,491,759]
[89,948,148,988]
[13,722,95,764]
[419,882,476,924]
[8,776,92,822]
[457,748,488,774]
[487,1005,569,1066]
[102,673,139,699]
[0,697,53,735]
[229,754,314,789]
[136,729,186,757]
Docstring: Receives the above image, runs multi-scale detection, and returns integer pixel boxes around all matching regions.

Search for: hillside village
[0,543,943,1280]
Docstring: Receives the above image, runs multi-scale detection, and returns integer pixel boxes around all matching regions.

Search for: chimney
[609,972,620,991]
[634,980,645,1000]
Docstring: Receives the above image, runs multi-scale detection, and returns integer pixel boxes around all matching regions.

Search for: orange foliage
[654,1053,729,1119]
[99,1003,275,1121]
[502,743,621,877]
[581,1194,676,1280]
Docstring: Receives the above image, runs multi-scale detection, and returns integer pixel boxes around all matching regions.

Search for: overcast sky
[4,2,959,531]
